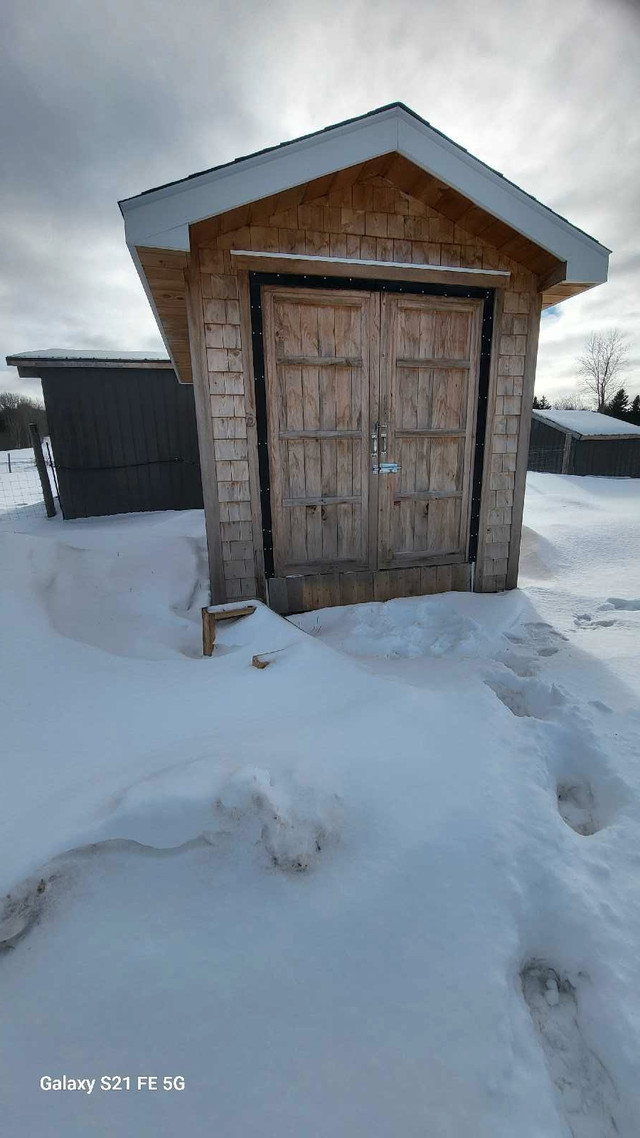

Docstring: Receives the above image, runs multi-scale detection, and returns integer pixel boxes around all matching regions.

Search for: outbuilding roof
[118,102,610,382]
[532,408,640,440]
[6,350,172,378]
[120,102,609,281]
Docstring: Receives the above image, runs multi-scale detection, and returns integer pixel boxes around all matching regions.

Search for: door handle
[371,423,397,473]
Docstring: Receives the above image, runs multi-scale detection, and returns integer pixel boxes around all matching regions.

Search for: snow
[7,349,171,363]
[1,475,640,1136]
[533,408,640,437]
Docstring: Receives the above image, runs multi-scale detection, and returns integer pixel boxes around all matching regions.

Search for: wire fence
[0,438,59,531]
[527,445,564,474]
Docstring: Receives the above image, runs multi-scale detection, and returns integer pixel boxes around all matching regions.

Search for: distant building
[5,351,203,517]
[529,409,640,477]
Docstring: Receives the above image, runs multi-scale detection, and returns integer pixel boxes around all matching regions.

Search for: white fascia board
[121,110,400,251]
[396,115,609,284]
[121,105,609,285]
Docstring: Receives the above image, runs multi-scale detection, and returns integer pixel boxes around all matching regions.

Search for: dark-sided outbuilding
[5,351,203,519]
[528,409,640,477]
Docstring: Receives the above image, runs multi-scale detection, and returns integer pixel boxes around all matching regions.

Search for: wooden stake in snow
[251,647,290,669]
[201,603,256,656]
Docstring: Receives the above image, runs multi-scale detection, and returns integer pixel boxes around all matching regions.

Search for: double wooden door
[262,285,483,602]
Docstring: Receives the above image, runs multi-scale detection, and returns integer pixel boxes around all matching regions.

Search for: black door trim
[248,271,495,580]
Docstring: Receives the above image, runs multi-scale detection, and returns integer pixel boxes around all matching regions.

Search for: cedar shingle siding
[192,170,540,600]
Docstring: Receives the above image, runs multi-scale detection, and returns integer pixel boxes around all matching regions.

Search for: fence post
[45,439,60,497]
[29,423,56,518]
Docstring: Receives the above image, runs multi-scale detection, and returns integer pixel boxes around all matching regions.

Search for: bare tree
[0,392,48,449]
[577,329,629,411]
[552,395,589,410]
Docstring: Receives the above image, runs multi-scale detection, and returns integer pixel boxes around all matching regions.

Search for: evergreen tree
[532,395,551,409]
[603,387,630,419]
[628,395,640,426]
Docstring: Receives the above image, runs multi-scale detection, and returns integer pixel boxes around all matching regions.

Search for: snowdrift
[1,476,640,1136]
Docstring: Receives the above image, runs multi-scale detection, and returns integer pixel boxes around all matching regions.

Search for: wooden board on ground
[202,603,257,656]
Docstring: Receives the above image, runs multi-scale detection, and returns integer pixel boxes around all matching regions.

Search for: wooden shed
[529,408,640,477]
[5,351,203,519]
[119,103,610,613]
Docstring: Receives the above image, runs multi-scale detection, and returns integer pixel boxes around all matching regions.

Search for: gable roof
[118,103,610,382]
[120,102,609,286]
[533,409,640,440]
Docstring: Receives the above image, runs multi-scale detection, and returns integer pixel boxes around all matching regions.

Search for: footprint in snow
[496,653,539,678]
[484,674,567,720]
[506,621,568,658]
[557,781,600,836]
[0,876,50,951]
[600,597,640,612]
[521,961,619,1138]
[484,676,619,834]
[574,614,618,630]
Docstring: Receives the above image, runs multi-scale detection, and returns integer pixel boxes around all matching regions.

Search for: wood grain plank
[340,571,374,606]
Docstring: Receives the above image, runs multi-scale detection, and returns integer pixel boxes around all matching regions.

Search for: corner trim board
[184,249,227,602]
[506,292,543,589]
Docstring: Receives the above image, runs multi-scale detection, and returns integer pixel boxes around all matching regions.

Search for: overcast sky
[1,0,638,404]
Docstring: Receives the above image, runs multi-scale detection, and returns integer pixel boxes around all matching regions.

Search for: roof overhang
[119,103,610,384]
[6,351,174,380]
[120,103,610,287]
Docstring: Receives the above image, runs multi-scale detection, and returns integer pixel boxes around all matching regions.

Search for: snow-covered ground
[1,474,639,1137]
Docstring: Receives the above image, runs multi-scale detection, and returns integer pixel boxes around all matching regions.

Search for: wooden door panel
[392,365,468,432]
[263,287,378,576]
[431,368,467,430]
[397,436,465,494]
[379,294,482,568]
[390,495,463,557]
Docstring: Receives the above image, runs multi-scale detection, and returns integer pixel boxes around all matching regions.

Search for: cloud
[2,0,639,406]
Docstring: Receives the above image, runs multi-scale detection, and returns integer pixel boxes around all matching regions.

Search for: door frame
[248,271,495,584]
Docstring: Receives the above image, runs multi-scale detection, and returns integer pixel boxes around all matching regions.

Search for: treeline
[533,389,640,425]
[0,392,48,450]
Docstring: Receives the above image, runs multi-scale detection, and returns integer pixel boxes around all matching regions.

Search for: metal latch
[372,422,397,473]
